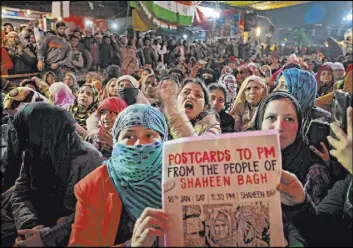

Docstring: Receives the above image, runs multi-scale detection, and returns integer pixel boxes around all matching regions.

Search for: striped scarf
[106,104,168,221]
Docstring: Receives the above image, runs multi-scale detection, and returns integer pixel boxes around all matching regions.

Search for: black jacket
[284,174,352,246]
[218,110,235,133]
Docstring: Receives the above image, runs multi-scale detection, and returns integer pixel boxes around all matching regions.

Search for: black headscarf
[254,92,324,183]
[12,102,87,193]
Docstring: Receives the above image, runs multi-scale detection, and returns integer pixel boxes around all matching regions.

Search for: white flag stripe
[52,1,61,18]
[176,2,194,17]
[63,1,70,18]
[153,1,178,13]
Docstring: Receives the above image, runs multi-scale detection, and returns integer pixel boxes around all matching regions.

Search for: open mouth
[184,101,194,112]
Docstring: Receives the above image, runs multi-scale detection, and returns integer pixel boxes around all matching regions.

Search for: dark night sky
[261,1,352,29]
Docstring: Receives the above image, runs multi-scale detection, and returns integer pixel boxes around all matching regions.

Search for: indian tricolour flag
[143,1,194,26]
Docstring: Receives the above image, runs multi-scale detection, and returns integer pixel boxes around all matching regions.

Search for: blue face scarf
[106,104,168,221]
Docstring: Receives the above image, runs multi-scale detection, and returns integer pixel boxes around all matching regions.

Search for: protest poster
[162,130,285,247]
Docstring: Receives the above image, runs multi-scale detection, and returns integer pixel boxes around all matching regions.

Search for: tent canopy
[222,1,311,11]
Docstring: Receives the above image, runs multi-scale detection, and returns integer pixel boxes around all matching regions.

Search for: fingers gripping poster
[162,130,285,247]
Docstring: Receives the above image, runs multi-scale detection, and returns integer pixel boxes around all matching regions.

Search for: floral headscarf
[67,84,99,128]
[218,73,237,107]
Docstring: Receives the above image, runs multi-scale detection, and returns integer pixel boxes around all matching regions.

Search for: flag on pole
[52,1,70,19]
[143,1,194,26]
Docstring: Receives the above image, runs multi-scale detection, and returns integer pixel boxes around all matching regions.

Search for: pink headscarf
[49,82,76,108]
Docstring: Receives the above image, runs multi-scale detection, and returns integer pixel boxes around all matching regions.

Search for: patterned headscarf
[3,87,49,110]
[67,84,99,128]
[218,73,237,107]
[106,104,168,221]
[49,82,75,108]
[276,68,317,119]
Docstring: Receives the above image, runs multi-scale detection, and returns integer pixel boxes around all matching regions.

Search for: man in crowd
[4,31,36,75]
[89,33,102,71]
[37,21,71,81]
[143,37,157,69]
[66,34,84,72]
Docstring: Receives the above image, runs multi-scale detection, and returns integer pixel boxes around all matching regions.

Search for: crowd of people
[1,19,352,247]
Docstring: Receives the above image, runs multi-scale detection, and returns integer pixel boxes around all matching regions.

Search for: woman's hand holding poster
[162,130,285,247]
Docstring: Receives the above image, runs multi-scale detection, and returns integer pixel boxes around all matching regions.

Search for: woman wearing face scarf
[116,75,150,106]
[85,97,127,160]
[218,73,237,111]
[199,68,215,86]
[315,65,335,97]
[229,75,268,132]
[67,84,99,137]
[254,92,332,205]
[2,103,103,247]
[160,77,221,138]
[69,104,169,247]
[208,83,235,133]
[48,82,76,108]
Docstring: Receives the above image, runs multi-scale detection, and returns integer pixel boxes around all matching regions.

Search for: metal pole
[124,4,130,36]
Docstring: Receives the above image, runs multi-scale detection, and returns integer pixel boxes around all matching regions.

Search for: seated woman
[254,91,332,205]
[316,65,335,97]
[316,71,352,112]
[208,83,235,133]
[218,73,237,112]
[229,75,268,132]
[160,76,221,138]
[2,103,103,247]
[1,88,49,193]
[140,73,161,107]
[87,76,149,134]
[49,82,76,108]
[277,107,352,246]
[273,68,336,167]
[138,68,154,88]
[63,72,80,97]
[69,104,169,247]
[42,71,56,86]
[274,68,319,120]
[99,78,119,100]
[86,97,127,160]
[67,84,99,138]
[19,78,51,99]
[116,75,150,106]
[3,87,49,114]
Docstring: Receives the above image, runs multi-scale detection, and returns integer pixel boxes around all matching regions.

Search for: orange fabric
[1,47,13,75]
[68,165,124,247]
